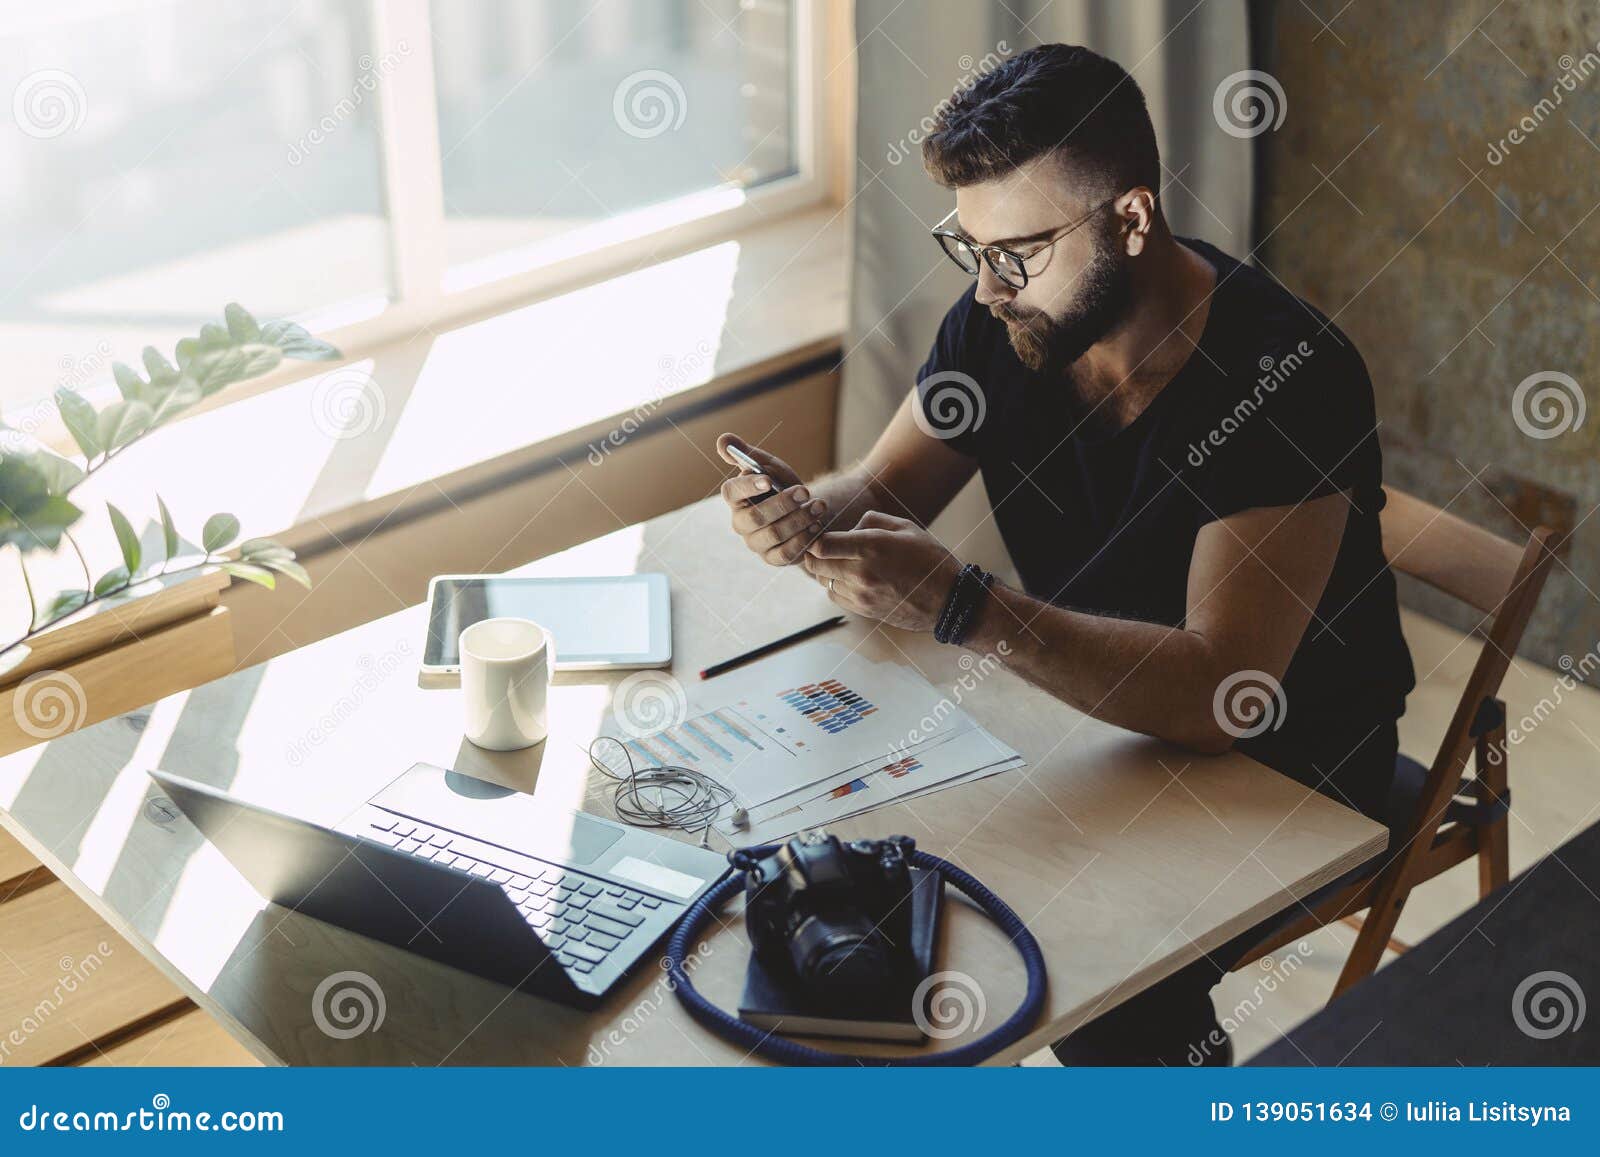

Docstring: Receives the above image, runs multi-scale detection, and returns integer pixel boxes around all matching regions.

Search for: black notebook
[737,867,944,1043]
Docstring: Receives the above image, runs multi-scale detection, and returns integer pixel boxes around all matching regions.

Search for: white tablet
[419,574,671,687]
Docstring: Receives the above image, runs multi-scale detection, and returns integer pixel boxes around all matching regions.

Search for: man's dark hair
[922,43,1161,198]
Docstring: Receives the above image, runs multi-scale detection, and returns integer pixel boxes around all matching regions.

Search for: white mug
[459,617,554,751]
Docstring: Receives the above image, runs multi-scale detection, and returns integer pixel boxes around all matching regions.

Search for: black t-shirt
[915,238,1414,820]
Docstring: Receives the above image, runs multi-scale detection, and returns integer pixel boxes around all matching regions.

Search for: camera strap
[664,844,1049,1066]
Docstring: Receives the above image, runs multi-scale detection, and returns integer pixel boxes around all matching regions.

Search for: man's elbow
[1171,724,1237,757]
[1166,693,1243,755]
[1171,668,1294,754]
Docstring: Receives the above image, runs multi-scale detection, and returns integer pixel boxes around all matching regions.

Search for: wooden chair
[1234,486,1559,997]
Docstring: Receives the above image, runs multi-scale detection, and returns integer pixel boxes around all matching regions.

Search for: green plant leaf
[112,361,146,401]
[157,495,180,563]
[106,503,140,575]
[0,495,82,553]
[95,400,154,452]
[258,557,311,589]
[221,561,275,589]
[238,537,309,588]
[0,434,87,552]
[0,429,82,494]
[259,321,340,361]
[202,512,240,553]
[142,346,180,387]
[259,318,341,361]
[224,303,261,343]
[189,344,281,396]
[239,537,294,561]
[148,375,202,425]
[93,565,130,597]
[55,388,102,459]
[30,451,85,496]
[42,588,89,624]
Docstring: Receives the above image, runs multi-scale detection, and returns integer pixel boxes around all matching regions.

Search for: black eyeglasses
[931,196,1118,289]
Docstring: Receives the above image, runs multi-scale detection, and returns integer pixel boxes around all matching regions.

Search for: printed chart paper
[606,641,1025,837]
[734,726,1025,843]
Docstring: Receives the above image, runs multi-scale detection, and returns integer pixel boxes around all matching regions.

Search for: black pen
[699,616,847,680]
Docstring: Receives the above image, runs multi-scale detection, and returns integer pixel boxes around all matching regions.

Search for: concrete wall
[1257,1,1600,669]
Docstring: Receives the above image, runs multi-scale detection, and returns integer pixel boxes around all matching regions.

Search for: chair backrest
[1378,486,1558,837]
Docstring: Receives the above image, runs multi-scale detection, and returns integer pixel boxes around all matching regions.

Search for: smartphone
[725,443,777,503]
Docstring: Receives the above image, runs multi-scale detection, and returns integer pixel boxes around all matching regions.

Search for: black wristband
[935,563,992,646]
[934,564,974,642]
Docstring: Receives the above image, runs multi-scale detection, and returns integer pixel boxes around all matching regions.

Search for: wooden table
[0,499,1386,1066]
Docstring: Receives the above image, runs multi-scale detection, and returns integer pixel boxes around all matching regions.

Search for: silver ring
[828,578,836,593]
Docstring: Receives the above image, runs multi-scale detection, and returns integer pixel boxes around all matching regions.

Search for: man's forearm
[962,581,1235,753]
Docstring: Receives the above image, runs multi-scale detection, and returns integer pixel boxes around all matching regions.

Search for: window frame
[309,0,831,361]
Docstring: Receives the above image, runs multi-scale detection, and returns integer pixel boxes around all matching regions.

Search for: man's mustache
[992,304,1048,327]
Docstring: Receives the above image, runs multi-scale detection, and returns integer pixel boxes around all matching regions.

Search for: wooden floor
[5,607,1594,1067]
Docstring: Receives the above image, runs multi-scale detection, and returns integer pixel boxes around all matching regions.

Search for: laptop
[149,762,728,1009]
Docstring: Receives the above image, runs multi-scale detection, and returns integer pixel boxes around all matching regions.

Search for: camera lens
[790,913,893,1005]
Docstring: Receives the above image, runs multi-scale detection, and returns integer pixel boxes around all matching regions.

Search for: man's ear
[1119,188,1158,256]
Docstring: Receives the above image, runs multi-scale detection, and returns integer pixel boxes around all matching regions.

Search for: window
[0,1,389,415]
[1,0,823,417]
[432,0,797,282]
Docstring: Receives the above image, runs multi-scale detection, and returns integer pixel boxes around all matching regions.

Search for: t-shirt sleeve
[913,291,988,458]
[1189,335,1382,525]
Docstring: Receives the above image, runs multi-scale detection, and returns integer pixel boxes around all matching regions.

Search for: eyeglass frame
[930,195,1121,290]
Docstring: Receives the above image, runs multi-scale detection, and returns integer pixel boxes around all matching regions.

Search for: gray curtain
[840,0,1254,575]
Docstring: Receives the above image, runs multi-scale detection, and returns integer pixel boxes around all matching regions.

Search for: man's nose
[973,263,1016,307]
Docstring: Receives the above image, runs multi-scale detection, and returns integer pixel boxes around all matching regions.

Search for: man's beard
[993,238,1132,379]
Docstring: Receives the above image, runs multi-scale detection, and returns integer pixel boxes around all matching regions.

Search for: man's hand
[801,511,963,632]
[717,433,827,566]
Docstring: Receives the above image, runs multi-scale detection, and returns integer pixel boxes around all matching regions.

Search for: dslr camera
[743,832,916,1008]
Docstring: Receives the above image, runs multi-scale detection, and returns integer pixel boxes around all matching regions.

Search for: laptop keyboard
[364,815,664,977]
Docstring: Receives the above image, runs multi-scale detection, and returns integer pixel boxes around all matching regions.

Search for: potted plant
[0,303,340,675]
